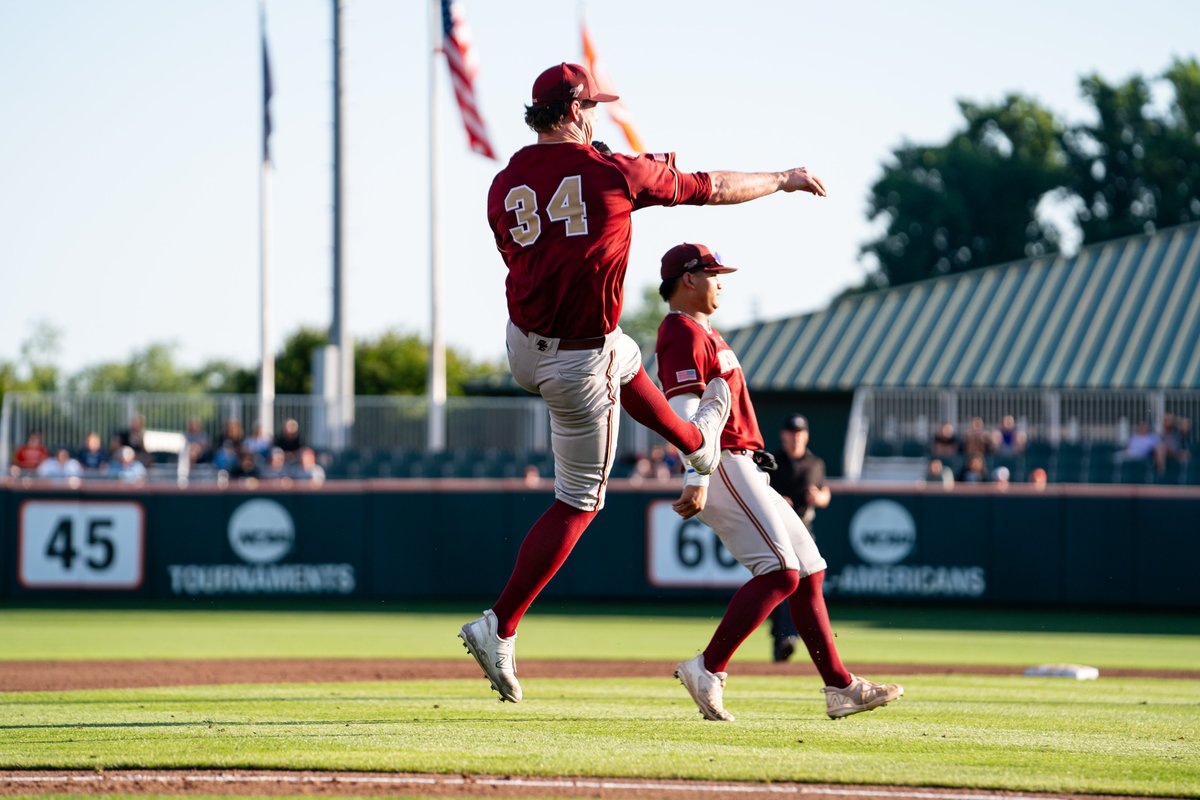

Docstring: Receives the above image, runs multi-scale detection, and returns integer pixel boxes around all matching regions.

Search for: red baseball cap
[531,62,618,105]
[660,243,738,280]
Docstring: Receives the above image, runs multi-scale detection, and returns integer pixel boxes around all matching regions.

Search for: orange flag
[581,21,645,153]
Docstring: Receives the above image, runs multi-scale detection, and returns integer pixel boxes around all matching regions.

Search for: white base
[1023,663,1100,680]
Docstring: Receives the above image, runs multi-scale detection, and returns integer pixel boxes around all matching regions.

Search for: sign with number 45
[19,501,144,589]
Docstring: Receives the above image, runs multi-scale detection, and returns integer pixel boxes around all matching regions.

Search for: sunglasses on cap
[683,251,725,271]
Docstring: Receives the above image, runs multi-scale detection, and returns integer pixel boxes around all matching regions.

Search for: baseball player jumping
[654,242,904,720]
[458,62,828,704]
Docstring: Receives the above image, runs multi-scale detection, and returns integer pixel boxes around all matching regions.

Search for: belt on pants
[518,326,606,351]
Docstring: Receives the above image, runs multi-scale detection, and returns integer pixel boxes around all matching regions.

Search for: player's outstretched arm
[707,167,826,205]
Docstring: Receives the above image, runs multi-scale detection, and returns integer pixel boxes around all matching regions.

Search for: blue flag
[262,15,273,164]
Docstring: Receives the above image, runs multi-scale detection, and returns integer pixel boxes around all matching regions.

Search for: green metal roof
[726,222,1200,391]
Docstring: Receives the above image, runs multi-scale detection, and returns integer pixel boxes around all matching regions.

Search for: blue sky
[2,0,1197,375]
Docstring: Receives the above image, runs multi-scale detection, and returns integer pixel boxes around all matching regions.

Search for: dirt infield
[1,658,1196,693]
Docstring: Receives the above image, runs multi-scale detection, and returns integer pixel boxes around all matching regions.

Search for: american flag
[441,0,496,160]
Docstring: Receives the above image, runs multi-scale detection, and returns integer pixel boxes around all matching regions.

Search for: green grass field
[1,603,1199,797]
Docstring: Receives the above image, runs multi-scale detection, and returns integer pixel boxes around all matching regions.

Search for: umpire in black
[767,413,832,661]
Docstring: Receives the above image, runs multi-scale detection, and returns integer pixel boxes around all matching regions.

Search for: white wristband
[684,467,710,487]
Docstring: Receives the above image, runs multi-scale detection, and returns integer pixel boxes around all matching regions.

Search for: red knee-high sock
[702,570,800,673]
[787,571,852,687]
[491,500,598,638]
[619,366,703,454]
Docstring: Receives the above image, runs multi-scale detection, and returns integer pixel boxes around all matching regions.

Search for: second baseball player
[654,242,904,720]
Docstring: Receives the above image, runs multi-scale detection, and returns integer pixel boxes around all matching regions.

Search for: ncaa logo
[228,499,295,564]
[849,500,916,565]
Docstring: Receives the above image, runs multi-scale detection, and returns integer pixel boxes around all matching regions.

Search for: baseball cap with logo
[660,243,738,280]
[782,414,809,432]
[531,62,618,106]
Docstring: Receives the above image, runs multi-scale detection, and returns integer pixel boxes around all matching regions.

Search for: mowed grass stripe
[0,676,1196,797]
[2,606,1199,669]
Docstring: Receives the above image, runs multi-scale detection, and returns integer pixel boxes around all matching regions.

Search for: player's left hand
[672,484,707,519]
[782,166,827,197]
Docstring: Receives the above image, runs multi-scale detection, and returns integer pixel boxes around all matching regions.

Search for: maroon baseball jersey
[656,312,764,452]
[487,142,711,339]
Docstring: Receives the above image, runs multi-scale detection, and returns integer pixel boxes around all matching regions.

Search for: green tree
[1064,57,1200,241]
[1,322,64,406]
[193,359,257,394]
[618,284,668,354]
[355,331,503,396]
[273,326,504,397]
[274,327,328,395]
[68,342,202,393]
[862,94,1068,287]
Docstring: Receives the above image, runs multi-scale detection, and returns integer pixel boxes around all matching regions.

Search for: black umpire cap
[782,414,809,432]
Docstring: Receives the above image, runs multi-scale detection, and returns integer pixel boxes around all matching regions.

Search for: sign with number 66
[19,501,144,589]
[646,500,751,588]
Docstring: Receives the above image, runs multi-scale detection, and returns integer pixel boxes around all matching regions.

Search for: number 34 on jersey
[504,175,588,247]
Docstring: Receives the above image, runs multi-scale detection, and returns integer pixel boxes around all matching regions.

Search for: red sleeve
[656,317,714,399]
[612,152,711,210]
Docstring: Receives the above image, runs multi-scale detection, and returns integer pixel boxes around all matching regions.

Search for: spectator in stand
[1029,467,1048,490]
[289,447,325,485]
[961,417,993,461]
[231,450,261,481]
[1121,421,1159,465]
[77,432,110,473]
[645,444,674,480]
[183,418,211,462]
[245,422,273,458]
[925,457,954,488]
[260,447,289,480]
[992,415,1026,456]
[522,463,542,486]
[12,431,50,474]
[211,418,246,472]
[660,443,683,474]
[991,465,1011,488]
[116,414,151,466]
[628,456,652,483]
[1156,414,1191,477]
[217,418,245,450]
[110,446,147,483]
[930,422,959,460]
[37,449,83,481]
[274,418,304,461]
[958,454,988,483]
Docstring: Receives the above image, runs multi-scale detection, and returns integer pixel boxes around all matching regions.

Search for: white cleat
[674,654,734,721]
[823,674,904,719]
[685,378,731,476]
[458,609,522,703]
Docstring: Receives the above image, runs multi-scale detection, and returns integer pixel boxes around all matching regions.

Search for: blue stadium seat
[868,440,896,457]
[1087,443,1120,484]
[1025,440,1054,475]
[1118,457,1154,484]
[1054,443,1086,483]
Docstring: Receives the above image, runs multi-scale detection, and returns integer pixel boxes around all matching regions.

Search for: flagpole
[427,0,447,452]
[258,0,274,439]
[332,0,352,449]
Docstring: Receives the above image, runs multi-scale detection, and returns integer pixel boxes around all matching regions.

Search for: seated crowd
[919,414,1193,486]
[9,416,325,485]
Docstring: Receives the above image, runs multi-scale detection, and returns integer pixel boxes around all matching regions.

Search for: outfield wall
[1,479,1197,608]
